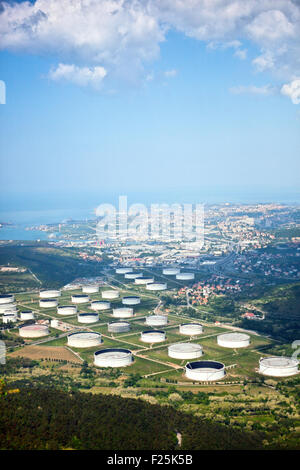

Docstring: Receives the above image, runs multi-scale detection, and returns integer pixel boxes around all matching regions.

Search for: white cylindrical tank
[82,285,99,294]
[0,294,14,304]
[51,319,59,328]
[20,310,35,321]
[115,267,133,274]
[176,273,195,281]
[141,330,166,343]
[39,299,58,308]
[122,296,141,306]
[90,301,111,311]
[68,331,102,348]
[146,283,167,291]
[94,348,133,367]
[124,272,143,280]
[39,290,61,298]
[217,332,250,348]
[77,313,99,324]
[57,305,77,316]
[2,313,17,323]
[179,323,203,335]
[19,324,49,338]
[185,361,225,381]
[168,343,203,360]
[163,268,180,275]
[108,321,131,333]
[112,307,134,318]
[146,315,168,327]
[0,303,17,314]
[71,294,90,304]
[135,276,154,285]
[259,357,299,377]
[102,290,119,300]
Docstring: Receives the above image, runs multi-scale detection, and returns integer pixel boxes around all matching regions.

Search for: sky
[0,0,300,209]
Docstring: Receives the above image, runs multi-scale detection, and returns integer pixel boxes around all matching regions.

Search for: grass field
[10,345,82,363]
[5,282,278,383]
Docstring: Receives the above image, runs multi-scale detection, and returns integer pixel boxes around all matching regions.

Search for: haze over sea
[0,188,299,241]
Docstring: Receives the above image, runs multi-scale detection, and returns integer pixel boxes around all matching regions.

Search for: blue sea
[0,208,95,241]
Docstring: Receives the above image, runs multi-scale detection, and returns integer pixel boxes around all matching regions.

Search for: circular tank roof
[186,360,224,370]
[169,343,202,353]
[68,332,101,340]
[218,332,250,342]
[95,348,131,356]
[260,357,299,368]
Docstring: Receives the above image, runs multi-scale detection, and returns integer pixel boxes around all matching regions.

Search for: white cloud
[230,84,276,96]
[234,49,247,60]
[207,40,242,51]
[145,72,155,81]
[0,0,300,91]
[0,0,164,78]
[48,64,107,87]
[246,10,296,42]
[164,69,177,77]
[281,79,300,104]
[252,51,275,72]
[150,0,300,81]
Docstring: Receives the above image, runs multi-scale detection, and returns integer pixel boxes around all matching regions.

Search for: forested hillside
[0,386,263,450]
[0,243,105,289]
[240,282,300,342]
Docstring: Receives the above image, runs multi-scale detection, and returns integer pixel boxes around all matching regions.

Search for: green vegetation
[238,282,300,342]
[0,242,106,288]
[0,271,39,293]
[0,385,264,450]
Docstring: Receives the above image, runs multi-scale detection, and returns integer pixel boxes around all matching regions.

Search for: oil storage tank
[0,294,14,304]
[124,272,143,280]
[20,310,34,321]
[19,324,49,338]
[259,357,299,377]
[146,283,167,291]
[39,290,61,298]
[90,301,111,311]
[108,321,131,333]
[82,285,99,294]
[77,312,99,324]
[141,330,166,343]
[2,312,17,323]
[68,331,102,348]
[185,361,225,381]
[94,348,133,367]
[135,276,154,285]
[179,323,203,335]
[57,305,77,315]
[176,273,195,281]
[102,290,119,300]
[122,296,140,306]
[168,343,203,360]
[217,332,250,348]
[115,267,133,274]
[0,303,17,314]
[71,294,90,304]
[163,268,180,275]
[39,299,58,308]
[146,315,168,327]
[112,307,134,318]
